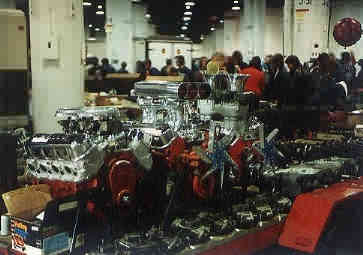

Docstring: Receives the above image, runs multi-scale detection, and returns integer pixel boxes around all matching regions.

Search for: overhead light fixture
[88,37,96,41]
[132,0,141,2]
[98,5,103,9]
[145,13,151,19]
[186,5,191,9]
[183,16,191,21]
[83,1,92,6]
[232,6,240,10]
[210,27,215,31]
[96,10,105,15]
[185,1,195,6]
[88,24,93,28]
[184,11,192,15]
[234,0,239,3]
[220,19,224,23]
[95,28,101,31]
[200,35,204,40]
[181,25,188,30]
[180,34,185,38]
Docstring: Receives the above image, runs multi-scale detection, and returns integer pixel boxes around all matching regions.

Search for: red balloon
[333,18,362,47]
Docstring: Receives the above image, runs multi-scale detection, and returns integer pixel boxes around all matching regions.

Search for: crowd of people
[86,50,363,110]
[86,57,129,79]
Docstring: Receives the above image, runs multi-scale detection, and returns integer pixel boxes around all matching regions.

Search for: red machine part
[200,222,284,255]
[106,151,143,211]
[32,177,99,200]
[279,178,363,253]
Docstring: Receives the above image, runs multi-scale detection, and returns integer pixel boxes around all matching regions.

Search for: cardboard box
[3,186,85,255]
[2,185,52,219]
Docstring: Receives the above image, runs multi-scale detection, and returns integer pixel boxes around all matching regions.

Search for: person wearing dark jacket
[308,53,346,109]
[100,58,116,77]
[145,59,161,76]
[232,51,248,73]
[176,55,192,78]
[119,62,128,73]
[263,53,290,107]
[285,55,314,105]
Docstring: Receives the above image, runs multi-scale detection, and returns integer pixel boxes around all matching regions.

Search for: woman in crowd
[240,56,265,98]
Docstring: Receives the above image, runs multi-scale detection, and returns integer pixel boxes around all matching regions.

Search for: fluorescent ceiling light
[88,24,93,28]
[186,5,191,9]
[234,0,239,3]
[210,27,215,31]
[83,1,92,6]
[232,6,240,10]
[183,16,191,21]
[98,5,103,9]
[88,37,96,41]
[184,11,192,15]
[145,13,151,18]
[95,28,100,31]
[180,34,185,38]
[200,35,204,40]
[96,10,105,15]
[220,19,224,23]
[181,25,188,30]
[185,1,195,6]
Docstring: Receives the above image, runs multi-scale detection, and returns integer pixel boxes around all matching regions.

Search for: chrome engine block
[25,134,105,182]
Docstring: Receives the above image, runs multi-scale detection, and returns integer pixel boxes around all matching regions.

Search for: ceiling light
[83,1,92,6]
[98,5,102,9]
[185,1,195,6]
[180,34,185,38]
[96,10,105,15]
[145,13,151,18]
[232,6,240,10]
[220,19,224,23]
[88,24,93,28]
[186,6,191,9]
[210,27,215,31]
[183,16,191,21]
[88,37,96,41]
[95,28,100,31]
[184,11,192,15]
[132,0,141,2]
[200,35,204,40]
[181,26,188,30]
[234,0,239,3]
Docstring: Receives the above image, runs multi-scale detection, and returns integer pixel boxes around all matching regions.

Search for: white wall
[329,0,363,60]
[30,0,84,133]
[87,41,106,59]
[201,31,217,58]
[201,7,283,59]
[265,8,283,56]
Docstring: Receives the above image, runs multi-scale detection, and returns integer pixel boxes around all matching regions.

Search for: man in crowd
[119,62,128,74]
[100,58,116,77]
[176,55,192,78]
[161,59,173,76]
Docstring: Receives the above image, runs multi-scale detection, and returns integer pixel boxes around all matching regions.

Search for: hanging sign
[296,0,312,10]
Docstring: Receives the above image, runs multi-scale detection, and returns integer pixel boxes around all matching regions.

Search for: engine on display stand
[21,71,363,254]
